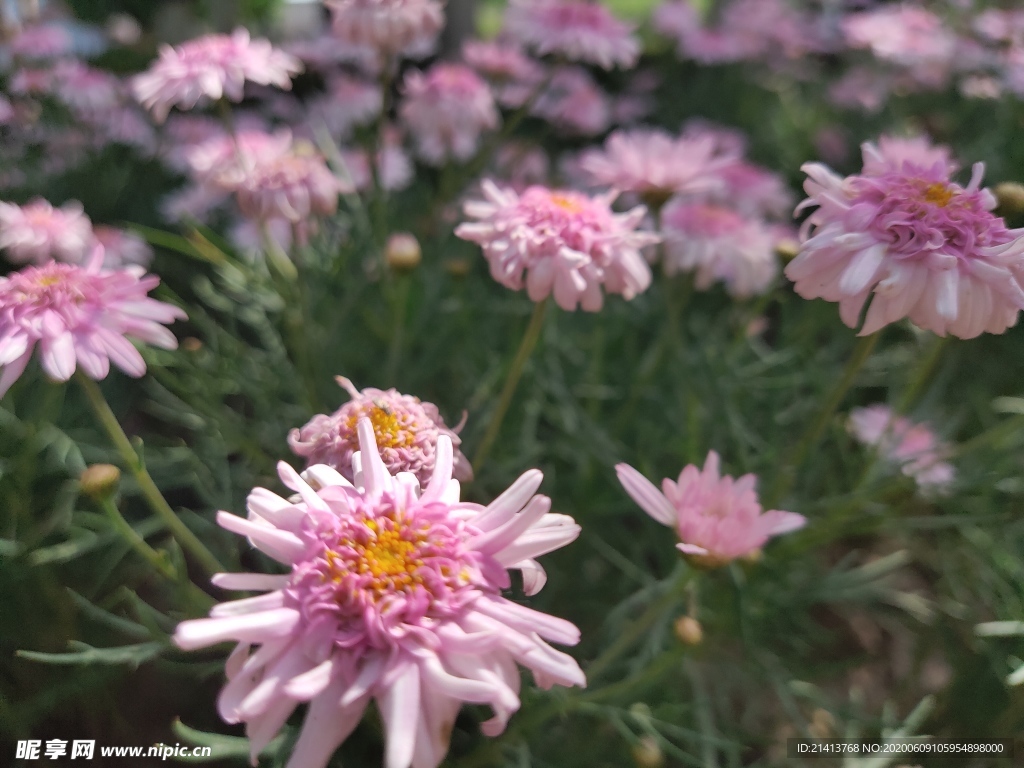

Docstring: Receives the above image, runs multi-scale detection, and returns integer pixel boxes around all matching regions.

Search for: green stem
[100,496,177,581]
[897,334,950,414]
[768,332,879,507]
[472,300,548,471]
[385,274,411,383]
[587,569,692,682]
[77,374,225,578]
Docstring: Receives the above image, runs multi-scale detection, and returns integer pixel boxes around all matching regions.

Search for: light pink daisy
[848,405,954,493]
[530,67,611,137]
[91,226,154,269]
[184,128,291,186]
[828,66,893,114]
[456,181,659,311]
[132,29,302,122]
[0,198,94,265]
[7,24,73,61]
[312,73,383,136]
[660,201,779,298]
[0,249,186,397]
[399,64,499,166]
[50,61,122,114]
[228,144,344,226]
[175,420,584,768]
[506,0,639,70]
[715,160,795,219]
[616,452,806,568]
[786,141,1024,338]
[861,134,958,177]
[579,128,731,207]
[326,0,445,54]
[289,376,472,487]
[842,3,956,86]
[462,39,546,108]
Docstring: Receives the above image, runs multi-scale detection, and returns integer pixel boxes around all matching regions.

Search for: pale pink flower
[506,0,639,69]
[456,181,658,311]
[848,405,954,493]
[399,64,499,166]
[861,134,958,177]
[579,128,731,206]
[786,141,1024,338]
[184,128,291,186]
[828,66,892,113]
[174,421,584,768]
[132,29,302,122]
[616,452,805,568]
[91,226,154,269]
[462,39,546,108]
[312,73,382,136]
[660,201,779,298]
[842,4,956,86]
[716,160,795,219]
[50,61,121,114]
[7,24,73,60]
[0,198,93,265]
[289,376,472,486]
[0,249,186,396]
[228,144,344,225]
[340,133,414,193]
[326,0,445,54]
[531,67,610,137]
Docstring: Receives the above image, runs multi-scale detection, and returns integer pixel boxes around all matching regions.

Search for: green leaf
[16,640,166,668]
[127,223,222,264]
[172,719,287,763]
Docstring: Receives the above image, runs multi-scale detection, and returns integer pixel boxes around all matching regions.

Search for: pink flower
[715,160,795,219]
[506,0,639,69]
[0,198,94,265]
[312,73,383,136]
[326,0,445,54]
[786,141,1024,338]
[289,376,472,487]
[456,181,659,311]
[132,29,302,122]
[861,134,958,177]
[462,39,546,108]
[842,4,955,87]
[50,61,122,114]
[616,452,806,568]
[91,226,154,269]
[848,405,954,493]
[531,67,611,137]
[229,145,344,225]
[174,420,584,768]
[579,128,731,206]
[0,250,186,396]
[7,24,73,60]
[660,201,779,298]
[340,130,414,193]
[399,64,499,166]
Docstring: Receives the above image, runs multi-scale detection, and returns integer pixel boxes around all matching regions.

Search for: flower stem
[897,334,950,414]
[76,374,225,577]
[768,332,880,507]
[99,495,178,581]
[472,299,548,471]
[586,568,693,682]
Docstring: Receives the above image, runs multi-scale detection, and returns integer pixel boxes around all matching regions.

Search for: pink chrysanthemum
[843,4,956,70]
[716,160,795,219]
[456,181,659,311]
[530,67,611,137]
[399,64,499,166]
[849,405,954,493]
[175,421,584,768]
[0,250,186,396]
[229,145,344,225]
[313,73,383,136]
[579,128,731,207]
[861,134,958,177]
[660,201,779,298]
[785,141,1024,338]
[326,0,445,54]
[616,452,806,568]
[462,39,546,108]
[7,24,73,60]
[506,0,639,69]
[91,226,154,269]
[0,198,94,265]
[289,376,472,487]
[132,29,302,122]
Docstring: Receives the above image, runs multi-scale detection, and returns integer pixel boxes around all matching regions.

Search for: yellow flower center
[922,182,955,207]
[326,518,426,597]
[346,402,415,450]
[549,193,585,213]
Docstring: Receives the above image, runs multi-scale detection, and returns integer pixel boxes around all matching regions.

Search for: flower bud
[385,232,421,272]
[995,182,1024,218]
[674,615,703,646]
[444,257,471,278]
[632,735,663,768]
[80,464,121,501]
[774,237,800,262]
[182,337,203,352]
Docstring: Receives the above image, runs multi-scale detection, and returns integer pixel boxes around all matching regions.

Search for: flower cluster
[849,405,955,494]
[506,0,640,70]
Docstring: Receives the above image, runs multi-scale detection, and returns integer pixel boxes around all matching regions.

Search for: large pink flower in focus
[289,376,472,487]
[506,0,640,69]
[456,181,659,311]
[785,141,1024,338]
[660,201,779,298]
[616,452,806,568]
[0,198,94,265]
[132,29,302,122]
[399,64,499,166]
[849,405,954,493]
[579,128,732,206]
[0,250,186,396]
[326,0,445,54]
[175,420,584,768]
